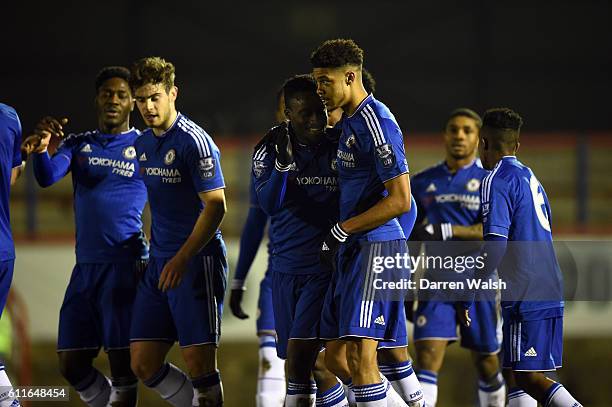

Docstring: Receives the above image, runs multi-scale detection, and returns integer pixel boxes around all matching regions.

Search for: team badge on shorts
[122,146,137,160]
[416,315,427,327]
[376,143,396,168]
[198,157,215,178]
[466,178,481,192]
[164,149,176,165]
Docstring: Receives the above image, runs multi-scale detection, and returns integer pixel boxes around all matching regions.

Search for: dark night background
[2,1,611,136]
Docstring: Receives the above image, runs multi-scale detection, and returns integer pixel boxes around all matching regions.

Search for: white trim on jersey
[253,144,267,161]
[365,105,387,144]
[360,106,386,147]
[178,117,212,158]
[482,160,503,203]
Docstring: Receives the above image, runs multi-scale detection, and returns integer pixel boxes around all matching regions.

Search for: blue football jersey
[253,133,339,274]
[135,113,225,257]
[33,128,147,262]
[0,104,22,261]
[481,156,563,314]
[335,94,408,242]
[411,159,488,230]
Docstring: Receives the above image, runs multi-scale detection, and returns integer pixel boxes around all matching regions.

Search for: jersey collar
[347,93,374,119]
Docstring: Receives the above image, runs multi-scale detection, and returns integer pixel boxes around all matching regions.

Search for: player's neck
[343,87,369,117]
[445,155,475,173]
[99,121,130,135]
[153,109,178,137]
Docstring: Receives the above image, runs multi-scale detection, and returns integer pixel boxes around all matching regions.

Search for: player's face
[444,116,479,160]
[95,77,133,130]
[313,67,348,111]
[134,83,177,129]
[285,91,327,142]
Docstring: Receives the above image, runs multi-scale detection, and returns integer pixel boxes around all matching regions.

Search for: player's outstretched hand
[158,254,188,292]
[410,222,453,241]
[26,117,69,154]
[456,303,471,327]
[229,289,249,319]
[320,223,349,271]
[269,122,293,168]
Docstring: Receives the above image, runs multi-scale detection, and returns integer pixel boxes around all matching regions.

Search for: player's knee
[58,351,94,386]
[377,347,409,365]
[182,346,216,378]
[130,350,162,381]
[415,342,442,370]
[513,371,543,393]
[346,344,377,375]
[473,353,500,379]
[324,349,350,379]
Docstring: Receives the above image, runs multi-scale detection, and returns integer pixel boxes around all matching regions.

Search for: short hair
[282,74,317,106]
[362,68,376,94]
[310,39,364,68]
[447,108,482,128]
[129,57,175,92]
[482,107,523,151]
[95,66,130,92]
[482,107,523,131]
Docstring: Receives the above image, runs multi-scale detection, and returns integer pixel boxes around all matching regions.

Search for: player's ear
[345,71,355,86]
[169,86,178,102]
[515,141,520,154]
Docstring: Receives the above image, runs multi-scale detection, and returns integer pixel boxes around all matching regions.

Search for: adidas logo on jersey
[322,242,330,251]
[139,153,147,161]
[426,182,436,192]
[80,144,92,153]
[374,315,385,326]
[524,347,537,357]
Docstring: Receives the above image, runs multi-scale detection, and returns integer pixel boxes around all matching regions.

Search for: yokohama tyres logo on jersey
[87,157,135,177]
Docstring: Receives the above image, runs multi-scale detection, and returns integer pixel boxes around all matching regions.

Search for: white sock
[316,381,348,407]
[353,381,387,407]
[341,378,356,406]
[257,336,285,407]
[109,377,138,406]
[0,367,20,407]
[544,383,582,407]
[416,370,437,407]
[380,375,408,407]
[73,368,111,407]
[286,381,316,407]
[143,363,193,407]
[192,370,223,407]
[379,361,424,405]
[478,371,505,407]
[508,388,537,407]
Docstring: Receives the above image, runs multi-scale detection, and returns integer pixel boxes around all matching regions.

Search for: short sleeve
[183,134,225,193]
[481,176,512,238]
[359,107,408,183]
[11,112,22,168]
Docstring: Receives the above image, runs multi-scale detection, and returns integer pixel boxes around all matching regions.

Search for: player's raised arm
[253,123,292,216]
[29,117,72,187]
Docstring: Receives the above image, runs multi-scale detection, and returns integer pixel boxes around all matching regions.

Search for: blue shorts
[378,305,408,349]
[58,262,139,352]
[272,271,331,359]
[321,240,409,342]
[502,308,563,372]
[0,260,14,317]
[256,266,275,334]
[413,300,501,354]
[130,244,227,347]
